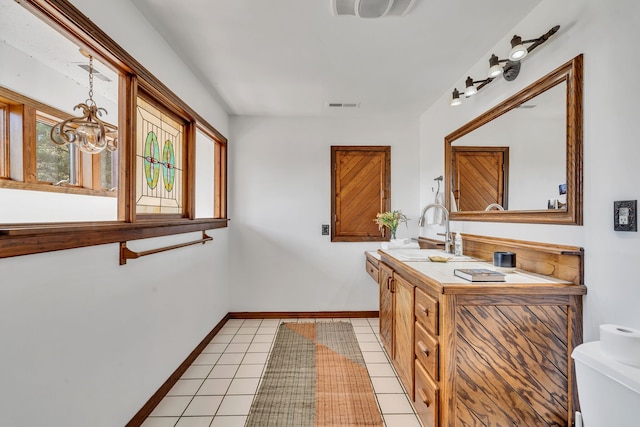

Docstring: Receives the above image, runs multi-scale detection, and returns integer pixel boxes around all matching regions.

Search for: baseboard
[125,313,230,427]
[126,310,379,425]
[228,310,379,319]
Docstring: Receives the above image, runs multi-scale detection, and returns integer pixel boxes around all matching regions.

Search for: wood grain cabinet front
[378,235,587,427]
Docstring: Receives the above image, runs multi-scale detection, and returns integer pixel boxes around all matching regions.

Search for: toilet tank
[572,341,640,426]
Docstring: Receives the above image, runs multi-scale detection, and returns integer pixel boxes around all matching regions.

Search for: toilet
[572,338,640,426]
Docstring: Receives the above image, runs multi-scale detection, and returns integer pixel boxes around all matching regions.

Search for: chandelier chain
[88,55,94,102]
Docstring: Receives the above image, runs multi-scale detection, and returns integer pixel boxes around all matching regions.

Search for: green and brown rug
[245,321,384,427]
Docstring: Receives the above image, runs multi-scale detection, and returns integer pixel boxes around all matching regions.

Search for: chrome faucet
[418,203,452,253]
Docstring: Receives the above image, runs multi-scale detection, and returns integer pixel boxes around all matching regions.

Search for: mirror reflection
[451,82,566,212]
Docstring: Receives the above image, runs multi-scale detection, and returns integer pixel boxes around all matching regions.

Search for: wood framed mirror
[444,54,583,224]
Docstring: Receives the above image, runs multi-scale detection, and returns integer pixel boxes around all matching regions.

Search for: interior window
[35,112,79,185]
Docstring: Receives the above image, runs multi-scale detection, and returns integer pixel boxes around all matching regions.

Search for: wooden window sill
[0,218,228,258]
[0,178,117,197]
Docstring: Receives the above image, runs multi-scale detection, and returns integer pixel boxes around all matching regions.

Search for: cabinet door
[379,263,394,358]
[393,274,415,399]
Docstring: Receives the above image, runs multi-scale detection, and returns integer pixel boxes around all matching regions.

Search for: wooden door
[379,263,394,358]
[452,147,508,212]
[393,274,415,399]
[331,146,390,241]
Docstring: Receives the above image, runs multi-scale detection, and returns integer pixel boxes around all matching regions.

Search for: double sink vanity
[365,235,587,426]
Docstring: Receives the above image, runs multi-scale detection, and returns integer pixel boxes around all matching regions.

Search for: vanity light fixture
[50,50,117,154]
[450,25,560,107]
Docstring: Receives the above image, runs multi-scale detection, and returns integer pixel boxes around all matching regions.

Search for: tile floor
[141,318,422,427]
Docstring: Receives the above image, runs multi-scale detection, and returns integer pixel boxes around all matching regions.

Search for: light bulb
[76,122,106,154]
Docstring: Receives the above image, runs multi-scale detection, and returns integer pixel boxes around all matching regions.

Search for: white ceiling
[129,1,543,117]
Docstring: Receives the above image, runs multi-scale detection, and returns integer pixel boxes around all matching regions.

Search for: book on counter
[453,268,506,282]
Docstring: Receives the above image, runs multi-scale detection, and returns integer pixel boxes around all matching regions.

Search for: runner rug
[245,321,384,427]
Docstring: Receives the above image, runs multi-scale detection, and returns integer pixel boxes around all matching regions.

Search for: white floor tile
[237,326,259,334]
[141,417,180,427]
[208,364,239,379]
[217,352,245,364]
[149,396,192,416]
[211,335,233,344]
[241,319,262,327]
[167,379,204,396]
[235,364,264,378]
[358,341,383,352]
[383,413,423,427]
[225,343,250,353]
[259,319,281,326]
[366,363,397,377]
[247,342,271,353]
[227,377,260,395]
[196,378,233,395]
[181,365,214,379]
[362,351,390,364]
[356,333,379,342]
[175,416,214,427]
[203,343,228,353]
[241,352,268,365]
[371,376,405,394]
[256,326,277,334]
[230,334,253,344]
[210,415,247,427]
[376,393,415,414]
[218,325,240,334]
[251,334,275,343]
[143,317,417,426]
[182,395,223,416]
[193,353,221,365]
[216,395,254,416]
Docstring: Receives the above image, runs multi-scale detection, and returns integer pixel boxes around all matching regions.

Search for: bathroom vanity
[365,234,587,427]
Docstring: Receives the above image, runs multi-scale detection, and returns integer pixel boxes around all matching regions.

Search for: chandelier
[50,52,117,154]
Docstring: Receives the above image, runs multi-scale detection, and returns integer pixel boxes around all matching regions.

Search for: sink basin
[383,248,475,262]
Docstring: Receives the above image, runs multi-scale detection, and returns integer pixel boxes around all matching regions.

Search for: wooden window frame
[0,0,229,259]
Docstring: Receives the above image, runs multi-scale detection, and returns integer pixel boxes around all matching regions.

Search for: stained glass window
[136,96,184,215]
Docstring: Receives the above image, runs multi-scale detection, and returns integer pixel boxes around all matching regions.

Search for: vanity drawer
[365,259,379,283]
[415,359,439,427]
[415,321,439,380]
[415,287,438,336]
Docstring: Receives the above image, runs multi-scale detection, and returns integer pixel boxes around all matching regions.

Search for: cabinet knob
[418,304,429,316]
[418,388,430,407]
[418,341,429,357]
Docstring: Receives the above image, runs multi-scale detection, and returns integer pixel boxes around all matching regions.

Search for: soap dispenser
[454,232,463,256]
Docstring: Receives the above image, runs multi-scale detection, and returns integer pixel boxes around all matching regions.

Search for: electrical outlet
[322,224,330,235]
[614,200,637,231]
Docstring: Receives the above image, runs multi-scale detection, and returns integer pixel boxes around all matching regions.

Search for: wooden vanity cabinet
[378,263,415,397]
[374,235,587,427]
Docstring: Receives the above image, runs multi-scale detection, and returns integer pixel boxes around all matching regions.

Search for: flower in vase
[374,210,409,239]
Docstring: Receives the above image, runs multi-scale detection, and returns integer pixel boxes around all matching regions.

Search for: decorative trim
[125,314,230,427]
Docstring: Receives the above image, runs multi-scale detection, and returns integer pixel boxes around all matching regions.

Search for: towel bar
[119,231,213,265]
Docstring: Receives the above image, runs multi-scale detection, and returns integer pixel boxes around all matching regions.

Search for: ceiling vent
[327,102,360,108]
[77,64,112,82]
[331,0,416,18]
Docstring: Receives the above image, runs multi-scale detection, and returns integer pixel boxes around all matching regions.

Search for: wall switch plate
[614,200,637,231]
[322,224,330,235]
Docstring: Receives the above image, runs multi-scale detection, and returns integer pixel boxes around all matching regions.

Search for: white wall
[229,116,420,312]
[420,0,640,342]
[0,1,230,426]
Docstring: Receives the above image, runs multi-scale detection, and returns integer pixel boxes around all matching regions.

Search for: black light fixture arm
[450,25,560,106]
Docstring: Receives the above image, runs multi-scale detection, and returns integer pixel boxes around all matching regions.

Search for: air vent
[77,64,112,82]
[327,102,361,108]
[330,0,416,18]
